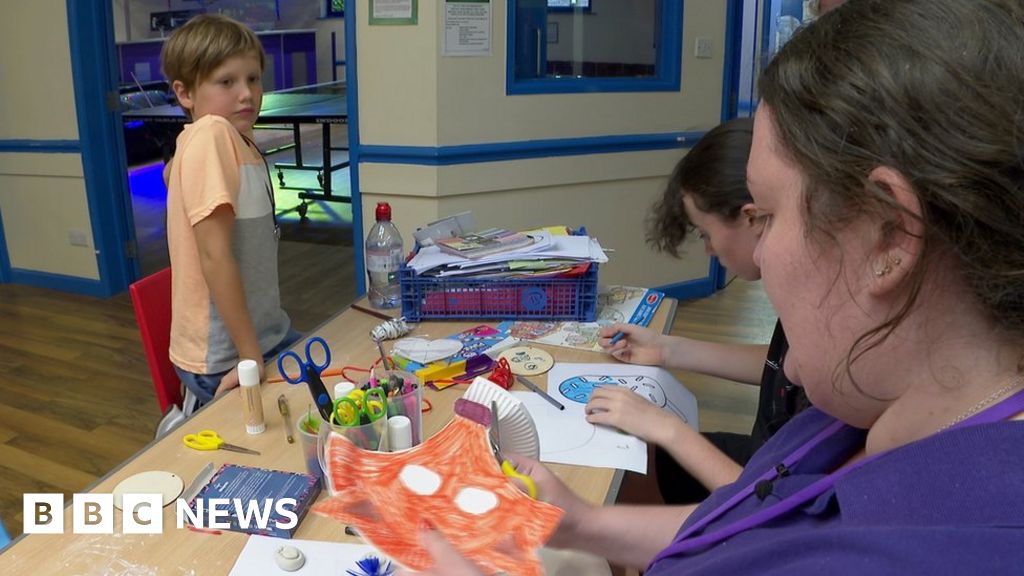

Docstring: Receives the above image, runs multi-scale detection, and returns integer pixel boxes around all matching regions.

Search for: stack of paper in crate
[407,227,609,279]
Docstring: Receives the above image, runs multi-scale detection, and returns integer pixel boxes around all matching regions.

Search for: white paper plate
[462,377,541,460]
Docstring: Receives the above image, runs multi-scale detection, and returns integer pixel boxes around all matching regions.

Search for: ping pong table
[122,81,349,214]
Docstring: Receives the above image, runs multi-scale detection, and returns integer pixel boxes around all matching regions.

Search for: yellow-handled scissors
[183,430,261,455]
[490,401,538,499]
[332,388,388,427]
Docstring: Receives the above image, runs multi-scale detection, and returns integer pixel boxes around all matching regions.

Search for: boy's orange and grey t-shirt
[166,115,290,375]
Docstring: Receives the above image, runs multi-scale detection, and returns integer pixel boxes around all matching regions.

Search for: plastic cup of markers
[385,382,424,450]
[326,396,389,453]
[296,415,324,482]
[360,369,423,448]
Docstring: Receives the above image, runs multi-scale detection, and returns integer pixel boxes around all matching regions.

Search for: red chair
[129,267,183,414]
[130,268,197,440]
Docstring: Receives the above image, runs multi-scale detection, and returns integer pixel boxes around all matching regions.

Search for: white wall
[358,0,725,289]
[0,1,99,280]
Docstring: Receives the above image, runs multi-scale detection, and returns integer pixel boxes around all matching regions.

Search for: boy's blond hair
[160,14,265,93]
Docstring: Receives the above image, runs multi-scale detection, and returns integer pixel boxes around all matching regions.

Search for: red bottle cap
[375,202,392,221]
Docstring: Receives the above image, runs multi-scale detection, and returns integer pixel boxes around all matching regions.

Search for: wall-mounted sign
[370,0,418,25]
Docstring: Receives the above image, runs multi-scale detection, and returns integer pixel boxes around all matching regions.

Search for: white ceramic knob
[274,545,305,572]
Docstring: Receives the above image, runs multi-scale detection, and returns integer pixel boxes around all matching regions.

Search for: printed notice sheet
[444,0,491,56]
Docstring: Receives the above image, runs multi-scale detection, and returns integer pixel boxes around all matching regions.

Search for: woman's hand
[598,324,665,366]
[395,456,594,573]
[395,530,485,576]
[584,386,676,445]
[508,454,595,549]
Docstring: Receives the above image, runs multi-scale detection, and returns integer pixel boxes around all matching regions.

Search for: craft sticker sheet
[512,363,698,473]
[499,286,664,352]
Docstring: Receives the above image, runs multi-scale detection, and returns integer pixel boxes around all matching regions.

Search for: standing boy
[161,14,298,406]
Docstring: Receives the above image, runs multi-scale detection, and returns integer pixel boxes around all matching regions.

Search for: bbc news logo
[23,494,298,534]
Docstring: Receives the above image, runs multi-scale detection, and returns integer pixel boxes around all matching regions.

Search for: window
[548,0,592,12]
[508,0,681,94]
[326,0,345,18]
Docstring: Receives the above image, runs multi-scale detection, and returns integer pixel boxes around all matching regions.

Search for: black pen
[516,375,565,411]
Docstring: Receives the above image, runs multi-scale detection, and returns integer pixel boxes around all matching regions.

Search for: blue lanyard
[650,388,1024,568]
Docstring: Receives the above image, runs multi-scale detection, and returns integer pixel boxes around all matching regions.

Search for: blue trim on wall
[0,140,81,153]
[360,131,702,166]
[9,268,110,298]
[506,0,683,95]
[67,0,138,297]
[721,0,740,121]
[345,0,365,295]
[655,276,718,302]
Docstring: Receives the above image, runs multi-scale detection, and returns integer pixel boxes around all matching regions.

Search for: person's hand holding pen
[598,323,666,366]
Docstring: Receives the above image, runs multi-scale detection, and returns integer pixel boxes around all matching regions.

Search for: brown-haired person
[402,1,1024,573]
[162,14,299,407]
[588,118,807,506]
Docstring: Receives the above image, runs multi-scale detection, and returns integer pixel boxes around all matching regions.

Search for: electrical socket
[68,229,89,247]
[695,37,713,59]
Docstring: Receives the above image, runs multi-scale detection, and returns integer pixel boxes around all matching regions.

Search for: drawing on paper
[499,286,663,352]
[314,412,563,576]
[506,321,560,341]
[558,374,690,423]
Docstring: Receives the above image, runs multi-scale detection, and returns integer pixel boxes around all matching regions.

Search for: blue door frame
[0,1,137,296]
[345,0,366,296]
[67,0,139,296]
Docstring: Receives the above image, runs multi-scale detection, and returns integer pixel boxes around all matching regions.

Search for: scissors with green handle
[183,430,261,455]
[331,388,388,427]
[490,401,538,499]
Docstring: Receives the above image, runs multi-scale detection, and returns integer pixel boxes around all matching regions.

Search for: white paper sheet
[407,232,609,273]
[228,535,383,576]
[511,363,699,474]
[514,391,648,473]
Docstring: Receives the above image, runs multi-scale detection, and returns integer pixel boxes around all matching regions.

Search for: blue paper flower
[346,554,395,576]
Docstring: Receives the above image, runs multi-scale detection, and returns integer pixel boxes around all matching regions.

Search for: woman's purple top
[646,407,1024,575]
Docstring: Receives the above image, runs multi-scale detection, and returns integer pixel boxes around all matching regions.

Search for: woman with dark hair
[589,118,807,505]
[402,0,1024,573]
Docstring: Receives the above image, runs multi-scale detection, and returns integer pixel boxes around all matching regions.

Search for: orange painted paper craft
[313,403,563,576]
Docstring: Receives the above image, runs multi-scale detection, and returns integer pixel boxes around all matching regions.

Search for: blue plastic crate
[400,264,598,322]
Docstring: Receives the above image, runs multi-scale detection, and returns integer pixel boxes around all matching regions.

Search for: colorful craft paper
[313,410,563,576]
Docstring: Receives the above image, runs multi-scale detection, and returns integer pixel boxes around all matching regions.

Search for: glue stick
[238,359,266,434]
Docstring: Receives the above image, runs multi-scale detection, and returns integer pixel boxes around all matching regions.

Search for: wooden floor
[0,274,773,539]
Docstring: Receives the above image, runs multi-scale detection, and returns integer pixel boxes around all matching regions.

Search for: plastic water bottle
[365,201,403,309]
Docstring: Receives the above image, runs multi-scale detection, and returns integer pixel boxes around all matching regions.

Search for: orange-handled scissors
[182,430,261,455]
[490,401,538,499]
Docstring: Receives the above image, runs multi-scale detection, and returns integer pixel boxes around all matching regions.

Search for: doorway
[112,0,360,331]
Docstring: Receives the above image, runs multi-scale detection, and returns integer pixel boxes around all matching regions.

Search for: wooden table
[0,298,676,574]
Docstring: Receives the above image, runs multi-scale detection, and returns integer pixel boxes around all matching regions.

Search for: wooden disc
[112,470,183,510]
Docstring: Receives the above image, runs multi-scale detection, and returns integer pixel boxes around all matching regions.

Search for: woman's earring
[874,254,902,277]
